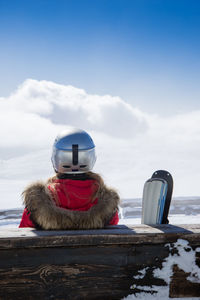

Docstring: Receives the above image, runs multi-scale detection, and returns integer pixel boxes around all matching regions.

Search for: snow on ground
[1,197,200,228]
[119,214,200,225]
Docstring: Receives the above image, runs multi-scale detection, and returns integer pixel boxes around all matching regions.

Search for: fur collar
[22,175,120,230]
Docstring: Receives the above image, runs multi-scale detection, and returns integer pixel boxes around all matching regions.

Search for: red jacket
[19,178,119,228]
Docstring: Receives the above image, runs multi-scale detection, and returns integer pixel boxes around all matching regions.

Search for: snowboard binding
[141,170,173,225]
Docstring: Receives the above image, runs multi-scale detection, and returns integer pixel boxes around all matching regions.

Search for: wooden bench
[0,224,200,299]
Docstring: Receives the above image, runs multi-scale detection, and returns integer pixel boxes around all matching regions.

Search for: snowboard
[141,170,173,225]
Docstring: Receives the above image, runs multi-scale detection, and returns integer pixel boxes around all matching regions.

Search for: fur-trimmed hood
[22,173,120,230]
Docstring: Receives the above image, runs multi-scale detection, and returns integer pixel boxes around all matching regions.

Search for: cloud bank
[0,79,200,208]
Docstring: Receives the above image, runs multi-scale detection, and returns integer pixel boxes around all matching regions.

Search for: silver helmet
[51,128,96,174]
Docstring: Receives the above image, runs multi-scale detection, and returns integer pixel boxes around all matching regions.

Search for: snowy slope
[1,197,200,228]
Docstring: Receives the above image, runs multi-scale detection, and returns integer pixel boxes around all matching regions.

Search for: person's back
[19,128,120,229]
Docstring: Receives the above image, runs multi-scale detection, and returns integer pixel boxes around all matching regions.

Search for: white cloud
[0,79,200,208]
[1,78,147,138]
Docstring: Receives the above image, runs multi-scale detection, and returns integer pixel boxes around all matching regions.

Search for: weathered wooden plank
[0,224,200,249]
[0,264,134,300]
[0,243,169,300]
[2,223,200,237]
[0,244,170,268]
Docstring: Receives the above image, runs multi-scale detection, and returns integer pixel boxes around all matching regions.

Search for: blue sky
[0,0,200,115]
[1,1,200,205]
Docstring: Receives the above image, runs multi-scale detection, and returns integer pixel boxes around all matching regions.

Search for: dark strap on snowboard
[57,173,92,181]
[151,170,173,224]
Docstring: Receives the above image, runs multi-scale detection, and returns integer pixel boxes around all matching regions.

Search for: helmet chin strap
[57,173,91,180]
